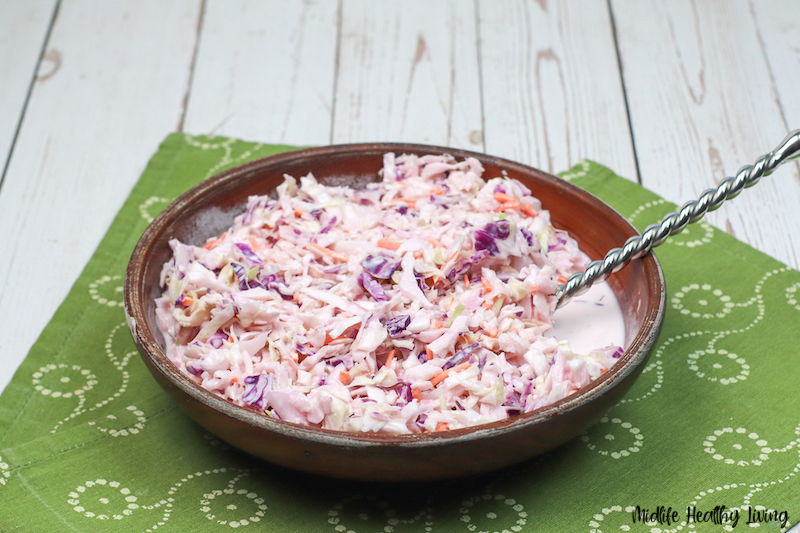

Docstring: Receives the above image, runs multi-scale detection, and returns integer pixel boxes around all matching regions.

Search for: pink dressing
[550,282,626,355]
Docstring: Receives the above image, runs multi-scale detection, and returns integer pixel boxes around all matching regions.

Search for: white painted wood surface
[0,0,202,393]
[1,0,799,395]
[613,0,800,268]
[0,0,57,173]
[479,0,638,179]
[332,0,483,148]
[184,0,339,145]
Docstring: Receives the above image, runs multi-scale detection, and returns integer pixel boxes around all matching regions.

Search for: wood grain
[0,0,202,392]
[183,0,339,145]
[751,0,800,128]
[613,0,800,269]
[332,0,483,148]
[478,0,637,179]
[0,0,58,176]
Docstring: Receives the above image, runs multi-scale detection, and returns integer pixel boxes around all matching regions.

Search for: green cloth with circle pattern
[0,133,798,532]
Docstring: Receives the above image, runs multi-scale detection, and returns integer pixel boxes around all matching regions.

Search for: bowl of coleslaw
[125,143,665,482]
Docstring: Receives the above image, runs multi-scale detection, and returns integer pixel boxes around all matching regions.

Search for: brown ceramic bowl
[124,143,665,482]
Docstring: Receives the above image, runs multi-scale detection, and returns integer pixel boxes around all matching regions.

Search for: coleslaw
[155,153,623,434]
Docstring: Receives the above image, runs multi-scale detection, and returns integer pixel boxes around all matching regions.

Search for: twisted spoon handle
[556,130,800,308]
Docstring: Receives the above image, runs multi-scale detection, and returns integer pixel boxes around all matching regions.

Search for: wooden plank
[752,0,800,128]
[183,0,339,146]
[613,0,800,269]
[0,0,58,176]
[0,0,202,393]
[478,0,637,179]
[332,0,483,149]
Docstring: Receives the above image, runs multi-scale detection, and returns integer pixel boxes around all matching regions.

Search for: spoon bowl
[124,143,666,482]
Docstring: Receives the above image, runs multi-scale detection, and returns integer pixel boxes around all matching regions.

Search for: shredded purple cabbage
[384,314,411,337]
[242,374,270,409]
[443,342,480,370]
[362,254,401,279]
[320,216,338,234]
[484,219,511,240]
[235,242,263,265]
[358,272,387,301]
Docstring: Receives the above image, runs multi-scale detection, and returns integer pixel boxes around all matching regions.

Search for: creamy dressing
[550,282,626,354]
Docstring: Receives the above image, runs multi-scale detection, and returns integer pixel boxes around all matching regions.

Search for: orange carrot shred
[202,231,227,250]
[389,197,416,208]
[230,377,238,383]
[249,237,261,251]
[433,320,444,329]
[339,371,350,385]
[499,199,521,211]
[430,187,445,195]
[481,277,492,293]
[182,296,194,308]
[294,208,304,217]
[385,350,396,368]
[426,346,434,360]
[463,275,470,288]
[413,251,424,259]
[557,275,568,284]
[430,362,471,387]
[426,237,444,248]
[377,239,403,250]
[489,327,499,338]
[494,192,518,203]
[435,422,449,432]
[411,387,423,401]
[309,242,348,262]
[521,204,538,218]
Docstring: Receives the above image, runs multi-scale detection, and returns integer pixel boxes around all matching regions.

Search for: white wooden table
[1,0,799,395]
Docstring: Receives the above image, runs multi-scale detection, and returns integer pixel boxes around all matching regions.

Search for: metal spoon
[556,130,800,308]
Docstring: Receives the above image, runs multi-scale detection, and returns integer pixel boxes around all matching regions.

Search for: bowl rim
[125,142,666,449]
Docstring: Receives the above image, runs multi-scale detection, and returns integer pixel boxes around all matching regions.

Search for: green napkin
[1,134,798,532]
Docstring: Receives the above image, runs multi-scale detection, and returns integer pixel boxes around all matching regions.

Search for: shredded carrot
[413,251,424,259]
[230,377,238,383]
[447,250,460,263]
[433,320,444,329]
[494,192,518,203]
[181,295,194,308]
[248,237,261,251]
[202,232,227,250]
[384,350,396,368]
[430,187,445,195]
[435,422,449,432]
[309,242,348,262]
[557,275,568,284]
[294,208,304,217]
[489,327,499,338]
[521,204,538,218]
[430,362,471,387]
[426,346,434,360]
[482,295,497,310]
[389,197,416,208]
[377,239,403,250]
[411,387,423,401]
[463,275,470,288]
[227,336,234,343]
[481,277,492,294]
[339,371,350,385]
[498,198,521,211]
[292,293,301,302]
[426,237,444,248]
